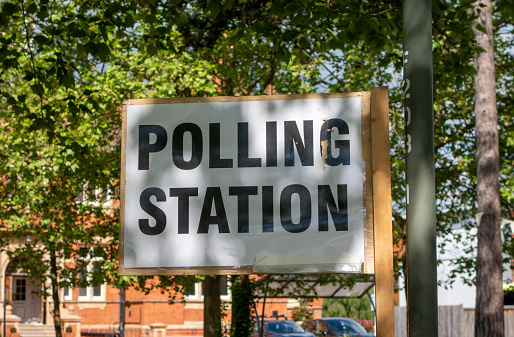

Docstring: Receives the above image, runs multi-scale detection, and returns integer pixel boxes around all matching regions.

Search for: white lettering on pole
[404,52,413,156]
[406,134,412,153]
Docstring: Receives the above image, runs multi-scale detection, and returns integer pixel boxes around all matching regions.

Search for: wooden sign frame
[370,87,395,337]
[119,86,394,336]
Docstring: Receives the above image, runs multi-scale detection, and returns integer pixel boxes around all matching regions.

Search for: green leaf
[285,3,299,14]
[2,3,19,16]
[59,74,75,88]
[270,1,286,18]
[156,26,167,35]
[30,83,45,96]
[328,37,341,50]
[207,0,221,19]
[3,58,17,69]
[84,41,97,56]
[432,0,443,17]
[222,0,233,12]
[13,105,26,115]
[6,94,17,105]
[26,3,38,14]
[475,23,487,34]
[69,24,87,38]
[36,9,48,20]
[298,36,310,49]
[96,42,110,60]
[227,29,246,44]
[282,30,298,42]
[79,104,91,114]
[69,102,80,116]
[145,14,157,24]
[253,21,272,36]
[147,44,157,56]
[34,34,50,45]
[276,45,291,63]
[23,72,35,81]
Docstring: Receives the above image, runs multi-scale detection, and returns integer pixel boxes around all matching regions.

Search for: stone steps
[18,324,56,337]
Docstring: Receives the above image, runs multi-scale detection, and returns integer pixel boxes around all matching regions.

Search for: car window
[325,319,368,334]
[265,321,306,333]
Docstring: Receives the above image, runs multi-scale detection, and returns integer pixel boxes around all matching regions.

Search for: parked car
[302,318,375,337]
[252,319,316,337]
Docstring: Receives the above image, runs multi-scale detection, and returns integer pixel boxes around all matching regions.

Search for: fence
[81,328,143,337]
[395,305,514,337]
[82,332,119,337]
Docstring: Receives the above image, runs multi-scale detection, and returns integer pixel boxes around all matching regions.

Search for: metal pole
[119,288,125,337]
[3,283,6,337]
[367,288,376,334]
[259,280,269,337]
[403,0,438,336]
[253,301,262,337]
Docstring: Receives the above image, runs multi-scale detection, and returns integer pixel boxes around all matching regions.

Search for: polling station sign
[120,92,377,275]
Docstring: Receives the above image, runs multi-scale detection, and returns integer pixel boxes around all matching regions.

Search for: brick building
[0,251,322,336]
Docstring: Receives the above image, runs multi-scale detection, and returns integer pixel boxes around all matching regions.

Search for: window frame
[63,286,73,301]
[185,276,231,301]
[73,248,106,302]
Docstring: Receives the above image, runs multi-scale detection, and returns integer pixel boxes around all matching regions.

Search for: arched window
[5,259,26,276]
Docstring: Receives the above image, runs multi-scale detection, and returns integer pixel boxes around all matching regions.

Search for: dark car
[252,320,316,337]
[302,318,375,337]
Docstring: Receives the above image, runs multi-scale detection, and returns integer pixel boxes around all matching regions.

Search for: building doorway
[5,262,42,323]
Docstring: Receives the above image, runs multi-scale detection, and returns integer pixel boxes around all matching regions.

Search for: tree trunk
[230,275,253,337]
[50,249,63,337]
[472,0,504,336]
[203,276,221,337]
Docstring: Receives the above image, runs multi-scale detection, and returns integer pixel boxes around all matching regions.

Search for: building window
[63,286,72,301]
[76,248,105,301]
[78,264,89,299]
[76,185,112,206]
[186,276,231,300]
[93,284,102,297]
[14,279,26,301]
[185,282,200,299]
[220,275,229,299]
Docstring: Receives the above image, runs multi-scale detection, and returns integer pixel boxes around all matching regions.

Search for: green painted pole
[403,0,438,336]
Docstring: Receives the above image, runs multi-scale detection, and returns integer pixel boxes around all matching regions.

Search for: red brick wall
[64,279,315,332]
[65,280,188,326]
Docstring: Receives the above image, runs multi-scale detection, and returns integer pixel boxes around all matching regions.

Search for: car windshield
[325,319,368,334]
[265,321,306,333]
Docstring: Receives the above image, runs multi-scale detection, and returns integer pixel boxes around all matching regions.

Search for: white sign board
[121,93,373,275]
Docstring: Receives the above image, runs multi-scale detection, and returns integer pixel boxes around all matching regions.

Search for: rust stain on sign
[320,119,329,173]
[321,139,329,173]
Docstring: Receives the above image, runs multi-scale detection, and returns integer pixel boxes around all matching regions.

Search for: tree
[0,1,351,336]
[1,0,513,335]
[0,21,120,334]
[203,276,222,337]
[0,1,219,335]
[323,296,374,320]
[472,0,503,335]
[230,275,254,337]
